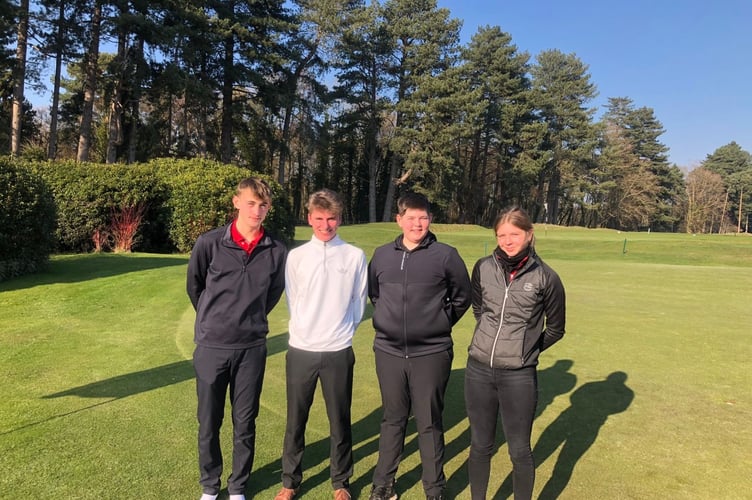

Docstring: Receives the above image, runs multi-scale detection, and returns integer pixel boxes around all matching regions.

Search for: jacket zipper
[489,258,508,368]
[401,250,409,358]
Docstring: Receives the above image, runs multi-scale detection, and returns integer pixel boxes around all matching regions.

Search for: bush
[29,161,168,253]
[154,159,293,252]
[0,158,56,281]
[24,158,294,255]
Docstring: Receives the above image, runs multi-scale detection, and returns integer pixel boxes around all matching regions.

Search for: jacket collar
[394,230,437,251]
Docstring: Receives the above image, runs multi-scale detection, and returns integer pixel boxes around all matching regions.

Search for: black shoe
[369,484,398,500]
[426,489,446,500]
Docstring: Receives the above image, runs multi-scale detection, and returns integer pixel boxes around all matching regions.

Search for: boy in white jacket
[275,189,368,500]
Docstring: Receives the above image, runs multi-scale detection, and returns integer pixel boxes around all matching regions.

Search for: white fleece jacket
[285,234,368,351]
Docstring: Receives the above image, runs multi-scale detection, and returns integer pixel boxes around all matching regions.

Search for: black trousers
[281,346,355,490]
[372,348,453,497]
[464,357,538,500]
[193,344,267,495]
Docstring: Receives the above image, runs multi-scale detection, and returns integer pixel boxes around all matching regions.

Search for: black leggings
[464,357,538,500]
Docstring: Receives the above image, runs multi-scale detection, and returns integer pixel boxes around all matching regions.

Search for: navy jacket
[368,231,471,358]
[187,223,287,349]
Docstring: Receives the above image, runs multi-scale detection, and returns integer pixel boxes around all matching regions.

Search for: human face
[495,221,533,257]
[308,208,341,242]
[396,208,431,249]
[233,188,270,233]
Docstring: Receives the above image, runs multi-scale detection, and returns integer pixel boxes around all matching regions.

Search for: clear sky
[436,0,752,168]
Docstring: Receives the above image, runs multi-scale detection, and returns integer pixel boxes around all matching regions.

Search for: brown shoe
[334,488,352,500]
[274,487,297,500]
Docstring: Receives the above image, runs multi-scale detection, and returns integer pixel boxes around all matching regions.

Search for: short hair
[307,189,344,217]
[236,177,272,204]
[493,206,534,233]
[396,192,431,216]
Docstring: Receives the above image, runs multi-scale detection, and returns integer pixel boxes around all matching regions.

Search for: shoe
[369,484,398,500]
[229,496,246,500]
[334,488,352,500]
[274,487,298,500]
[200,494,218,500]
[426,495,446,500]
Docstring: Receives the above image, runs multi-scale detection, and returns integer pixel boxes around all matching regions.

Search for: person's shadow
[495,371,634,499]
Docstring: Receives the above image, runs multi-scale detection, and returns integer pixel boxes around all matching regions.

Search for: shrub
[0,158,56,281]
[154,159,294,252]
[30,161,168,253]
[21,158,294,255]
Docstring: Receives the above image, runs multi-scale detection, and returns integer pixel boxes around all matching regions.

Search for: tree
[31,0,87,159]
[11,0,29,156]
[530,49,598,224]
[703,141,752,231]
[331,0,392,221]
[685,167,726,233]
[458,25,533,224]
[602,97,684,230]
[381,0,462,220]
[595,123,659,230]
[76,0,103,162]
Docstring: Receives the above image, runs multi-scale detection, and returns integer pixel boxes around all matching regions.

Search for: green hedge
[153,158,294,252]
[22,158,293,255]
[0,158,56,281]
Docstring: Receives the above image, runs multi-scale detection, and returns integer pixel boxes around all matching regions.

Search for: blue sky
[436,0,752,168]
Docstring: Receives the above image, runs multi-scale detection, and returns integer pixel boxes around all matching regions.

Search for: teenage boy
[187,177,288,500]
[274,189,368,500]
[367,192,472,500]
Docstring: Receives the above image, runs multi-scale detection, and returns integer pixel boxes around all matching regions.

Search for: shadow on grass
[248,367,471,498]
[43,360,195,400]
[494,370,634,499]
[0,253,188,292]
[43,333,290,401]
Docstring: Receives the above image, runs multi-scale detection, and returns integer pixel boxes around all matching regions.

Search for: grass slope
[1,226,750,499]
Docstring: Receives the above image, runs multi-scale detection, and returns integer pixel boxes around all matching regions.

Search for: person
[367,192,472,500]
[186,177,288,500]
[464,206,566,500]
[274,189,368,500]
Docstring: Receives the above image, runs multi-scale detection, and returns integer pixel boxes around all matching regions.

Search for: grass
[1,225,751,499]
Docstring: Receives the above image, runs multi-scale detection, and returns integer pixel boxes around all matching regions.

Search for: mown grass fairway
[1,225,750,499]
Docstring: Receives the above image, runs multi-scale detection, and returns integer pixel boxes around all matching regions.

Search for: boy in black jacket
[367,192,471,500]
[187,177,287,500]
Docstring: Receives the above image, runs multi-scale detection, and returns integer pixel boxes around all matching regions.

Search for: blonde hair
[307,189,344,217]
[236,177,272,204]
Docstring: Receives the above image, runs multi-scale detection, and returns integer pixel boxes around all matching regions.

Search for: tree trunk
[77,1,102,162]
[47,0,65,160]
[11,0,29,157]
[106,26,128,164]
[127,38,145,164]
[381,154,400,222]
[738,187,744,233]
[220,35,234,163]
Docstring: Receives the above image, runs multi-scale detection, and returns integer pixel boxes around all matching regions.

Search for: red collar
[231,221,264,254]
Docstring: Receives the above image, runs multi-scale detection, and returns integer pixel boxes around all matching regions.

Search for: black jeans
[464,357,538,500]
[194,344,267,495]
[281,346,355,490]
[372,348,453,497]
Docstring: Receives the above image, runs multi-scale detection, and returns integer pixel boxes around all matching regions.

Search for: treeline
[2,0,751,231]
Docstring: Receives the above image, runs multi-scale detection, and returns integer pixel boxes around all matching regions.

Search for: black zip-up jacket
[186,223,287,349]
[368,231,471,358]
[468,249,565,369]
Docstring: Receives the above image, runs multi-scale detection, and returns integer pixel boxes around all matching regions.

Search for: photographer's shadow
[495,371,634,499]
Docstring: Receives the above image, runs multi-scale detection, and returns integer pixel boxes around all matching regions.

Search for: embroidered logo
[523,282,534,292]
